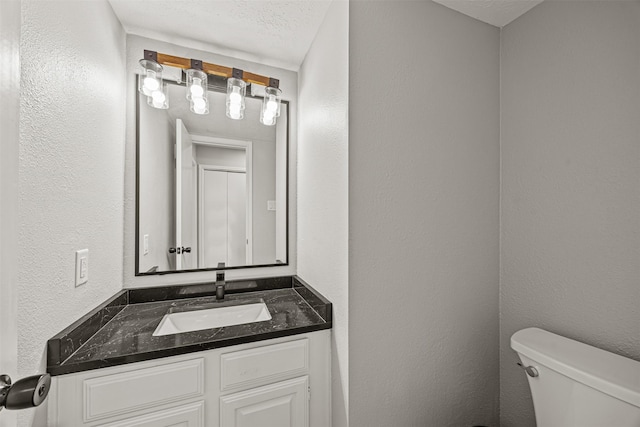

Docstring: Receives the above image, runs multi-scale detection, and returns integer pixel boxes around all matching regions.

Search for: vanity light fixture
[138,58,163,96]
[138,50,281,126]
[260,84,282,126]
[226,69,246,120]
[186,62,209,115]
[138,55,168,109]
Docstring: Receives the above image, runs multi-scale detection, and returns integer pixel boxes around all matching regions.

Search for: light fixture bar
[145,50,280,89]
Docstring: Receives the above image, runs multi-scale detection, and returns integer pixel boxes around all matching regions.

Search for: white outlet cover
[75,249,89,287]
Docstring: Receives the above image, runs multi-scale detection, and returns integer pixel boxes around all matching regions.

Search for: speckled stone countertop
[47,276,331,376]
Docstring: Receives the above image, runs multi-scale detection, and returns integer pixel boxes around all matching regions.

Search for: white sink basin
[153,302,272,337]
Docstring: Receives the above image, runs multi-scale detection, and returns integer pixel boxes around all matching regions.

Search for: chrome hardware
[168,247,191,254]
[517,362,539,378]
[215,262,226,300]
[0,373,50,411]
[0,375,11,412]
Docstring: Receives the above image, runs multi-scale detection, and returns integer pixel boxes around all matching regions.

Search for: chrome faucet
[215,262,226,300]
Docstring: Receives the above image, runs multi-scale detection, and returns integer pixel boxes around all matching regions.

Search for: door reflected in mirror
[136,80,288,275]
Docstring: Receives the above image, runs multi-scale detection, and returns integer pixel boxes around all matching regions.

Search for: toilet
[511,327,640,427]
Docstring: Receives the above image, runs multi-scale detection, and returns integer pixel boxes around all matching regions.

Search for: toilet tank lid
[511,328,640,408]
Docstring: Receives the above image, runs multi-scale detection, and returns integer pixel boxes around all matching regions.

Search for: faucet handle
[216,262,225,282]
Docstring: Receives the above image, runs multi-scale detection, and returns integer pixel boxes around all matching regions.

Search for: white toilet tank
[511,327,640,427]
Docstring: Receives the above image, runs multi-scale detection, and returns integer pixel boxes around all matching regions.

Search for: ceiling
[431,0,544,27]
[108,0,333,71]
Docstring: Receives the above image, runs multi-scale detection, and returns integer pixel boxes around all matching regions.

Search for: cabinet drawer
[83,358,204,422]
[220,376,309,427]
[97,401,204,427]
[220,338,309,391]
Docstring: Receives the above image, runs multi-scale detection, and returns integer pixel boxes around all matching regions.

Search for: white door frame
[175,120,183,269]
[175,119,197,270]
[192,135,253,267]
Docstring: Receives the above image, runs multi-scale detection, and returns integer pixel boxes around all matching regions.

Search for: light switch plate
[75,249,89,287]
[143,234,149,255]
[267,200,276,211]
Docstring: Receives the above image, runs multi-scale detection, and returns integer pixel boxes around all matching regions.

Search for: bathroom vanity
[46,276,332,427]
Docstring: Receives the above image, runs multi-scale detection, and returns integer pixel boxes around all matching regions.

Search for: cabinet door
[97,401,204,427]
[220,376,309,427]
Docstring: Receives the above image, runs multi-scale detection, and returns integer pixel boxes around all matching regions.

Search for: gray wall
[298,1,349,426]
[349,1,500,426]
[500,2,640,426]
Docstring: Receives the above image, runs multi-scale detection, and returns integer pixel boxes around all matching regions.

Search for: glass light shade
[190,96,209,115]
[186,69,208,101]
[138,59,163,96]
[226,78,246,120]
[260,86,282,126]
[147,82,169,109]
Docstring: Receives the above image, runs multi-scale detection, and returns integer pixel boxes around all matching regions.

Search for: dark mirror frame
[134,77,290,276]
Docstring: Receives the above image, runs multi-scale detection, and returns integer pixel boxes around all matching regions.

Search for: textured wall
[124,35,298,287]
[0,1,20,427]
[349,1,500,426]
[297,1,349,426]
[18,1,126,425]
[500,2,640,426]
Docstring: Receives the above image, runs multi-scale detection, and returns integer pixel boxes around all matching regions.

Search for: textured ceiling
[108,0,333,70]
[431,0,544,27]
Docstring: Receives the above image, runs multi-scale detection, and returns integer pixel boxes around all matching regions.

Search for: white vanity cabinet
[48,331,330,427]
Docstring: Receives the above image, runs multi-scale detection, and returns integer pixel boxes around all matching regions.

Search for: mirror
[136,79,288,275]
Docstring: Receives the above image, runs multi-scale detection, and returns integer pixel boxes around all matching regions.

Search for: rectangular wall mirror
[136,79,288,275]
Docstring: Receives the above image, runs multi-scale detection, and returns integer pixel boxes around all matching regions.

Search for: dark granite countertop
[47,276,331,376]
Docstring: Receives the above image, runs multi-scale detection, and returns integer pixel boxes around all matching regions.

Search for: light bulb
[186,69,207,101]
[190,77,204,98]
[261,110,275,126]
[225,78,246,120]
[266,97,278,113]
[261,86,281,124]
[193,97,206,109]
[143,75,159,94]
[147,82,169,109]
[151,90,165,103]
[230,86,242,105]
[190,96,208,115]
[262,116,275,126]
[139,59,163,96]
[227,102,243,120]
